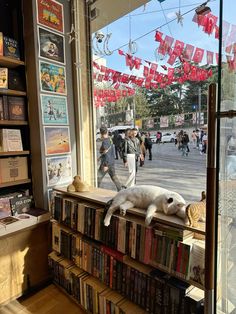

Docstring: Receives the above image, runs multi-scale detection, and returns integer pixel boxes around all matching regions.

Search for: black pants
[147,147,152,160]
[97,165,122,191]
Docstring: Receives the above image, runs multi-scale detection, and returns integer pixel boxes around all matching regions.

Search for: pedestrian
[196,129,200,149]
[144,132,153,160]
[156,131,161,144]
[191,130,197,148]
[200,132,207,155]
[177,130,184,150]
[112,130,122,160]
[181,131,190,156]
[122,128,144,188]
[139,132,146,167]
[97,126,122,191]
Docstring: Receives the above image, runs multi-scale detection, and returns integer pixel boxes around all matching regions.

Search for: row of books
[52,221,205,311]
[52,195,205,285]
[0,32,20,60]
[53,195,191,243]
[0,68,25,91]
[0,128,23,152]
[49,250,204,314]
[0,96,26,121]
[49,251,147,314]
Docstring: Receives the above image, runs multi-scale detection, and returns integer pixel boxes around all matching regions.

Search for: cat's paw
[104,216,111,227]
[145,216,153,226]
[120,208,126,216]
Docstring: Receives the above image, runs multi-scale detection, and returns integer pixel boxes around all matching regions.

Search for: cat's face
[163,194,186,215]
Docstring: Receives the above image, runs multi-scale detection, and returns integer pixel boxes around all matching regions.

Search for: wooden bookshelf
[0,89,26,96]
[0,56,25,68]
[0,120,28,125]
[0,178,31,188]
[0,150,30,156]
[54,186,205,235]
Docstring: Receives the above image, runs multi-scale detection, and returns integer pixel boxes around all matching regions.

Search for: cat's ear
[167,197,173,204]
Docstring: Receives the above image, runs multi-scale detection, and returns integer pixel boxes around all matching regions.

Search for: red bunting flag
[192,47,204,63]
[150,63,158,74]
[203,14,218,35]
[207,51,214,64]
[121,74,130,84]
[118,49,125,55]
[125,54,135,70]
[134,57,142,69]
[155,31,163,42]
[158,35,174,55]
[168,68,174,78]
[183,44,195,61]
[167,53,177,66]
[113,83,120,89]
[143,66,150,77]
[173,40,185,56]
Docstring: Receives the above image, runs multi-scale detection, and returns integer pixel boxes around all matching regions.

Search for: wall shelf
[0,56,25,68]
[0,178,31,188]
[0,89,26,96]
[0,120,28,126]
[0,150,30,156]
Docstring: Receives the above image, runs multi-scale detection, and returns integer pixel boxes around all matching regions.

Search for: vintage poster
[39,61,67,95]
[160,116,169,128]
[36,0,64,33]
[46,155,72,187]
[38,27,65,64]
[44,126,70,155]
[41,94,68,125]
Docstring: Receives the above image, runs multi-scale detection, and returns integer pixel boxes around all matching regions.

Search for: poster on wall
[36,0,64,33]
[41,94,68,125]
[44,126,71,155]
[46,155,72,186]
[175,114,185,126]
[38,27,65,64]
[160,116,169,128]
[40,61,67,95]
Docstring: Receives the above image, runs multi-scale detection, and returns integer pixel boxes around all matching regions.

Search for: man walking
[97,126,122,191]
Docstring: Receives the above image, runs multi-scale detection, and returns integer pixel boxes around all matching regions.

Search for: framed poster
[46,155,72,187]
[40,61,67,95]
[36,0,64,33]
[41,94,68,125]
[38,27,65,64]
[44,126,71,155]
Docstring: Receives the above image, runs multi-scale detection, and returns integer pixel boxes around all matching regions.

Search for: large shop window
[90,0,219,203]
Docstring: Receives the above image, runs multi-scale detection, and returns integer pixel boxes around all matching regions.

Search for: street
[97,142,207,203]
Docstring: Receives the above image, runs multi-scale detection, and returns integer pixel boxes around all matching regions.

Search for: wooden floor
[0,284,86,314]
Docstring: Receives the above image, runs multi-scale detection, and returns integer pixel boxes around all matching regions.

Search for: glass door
[216,0,236,313]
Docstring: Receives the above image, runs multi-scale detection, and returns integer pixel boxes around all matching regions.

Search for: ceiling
[90,0,150,33]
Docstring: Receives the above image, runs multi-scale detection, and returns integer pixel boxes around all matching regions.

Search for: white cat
[103,185,187,227]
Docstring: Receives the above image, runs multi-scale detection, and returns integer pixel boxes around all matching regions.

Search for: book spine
[3,96,8,120]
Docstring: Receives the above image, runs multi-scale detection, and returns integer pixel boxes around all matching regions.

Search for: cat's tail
[103,199,113,216]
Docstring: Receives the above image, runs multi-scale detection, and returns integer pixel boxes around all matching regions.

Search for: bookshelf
[0,89,27,96]
[0,150,30,156]
[0,120,28,125]
[0,178,31,188]
[50,187,205,313]
[0,56,25,68]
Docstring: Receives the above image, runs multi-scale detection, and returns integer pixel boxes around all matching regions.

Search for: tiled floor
[0,284,86,314]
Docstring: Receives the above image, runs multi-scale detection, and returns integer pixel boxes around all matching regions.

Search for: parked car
[161,132,176,143]
[150,135,157,143]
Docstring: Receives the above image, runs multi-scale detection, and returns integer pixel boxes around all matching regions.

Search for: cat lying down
[103,185,187,227]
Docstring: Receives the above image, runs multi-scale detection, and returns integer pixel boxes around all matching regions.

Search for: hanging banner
[175,114,184,126]
[160,116,169,128]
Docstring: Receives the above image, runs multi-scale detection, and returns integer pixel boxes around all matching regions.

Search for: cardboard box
[0,157,28,184]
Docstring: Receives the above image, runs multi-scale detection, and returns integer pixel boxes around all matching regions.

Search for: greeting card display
[40,61,66,95]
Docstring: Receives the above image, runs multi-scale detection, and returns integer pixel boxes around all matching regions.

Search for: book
[8,96,26,120]
[0,68,8,89]
[27,207,50,222]
[0,128,23,152]
[2,95,8,120]
[0,97,4,120]
[0,191,23,219]
[10,195,34,215]
[188,240,205,286]
[8,69,25,91]
[3,36,20,60]
[0,32,3,56]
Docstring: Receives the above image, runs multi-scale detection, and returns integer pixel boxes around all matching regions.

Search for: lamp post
[198,86,202,128]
